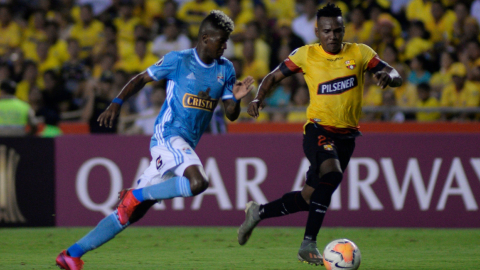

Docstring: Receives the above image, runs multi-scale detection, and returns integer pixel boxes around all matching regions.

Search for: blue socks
[67,211,127,258]
[132,176,193,202]
[66,243,85,258]
[66,177,193,258]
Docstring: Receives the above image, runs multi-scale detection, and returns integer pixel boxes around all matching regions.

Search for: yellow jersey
[70,20,105,58]
[0,21,22,55]
[441,81,480,107]
[416,97,441,121]
[133,0,163,27]
[363,85,383,106]
[242,59,269,82]
[280,42,384,131]
[393,82,417,107]
[177,0,219,38]
[424,10,456,43]
[115,53,158,74]
[220,8,254,35]
[403,37,433,60]
[113,17,142,44]
[343,21,374,44]
[406,0,432,22]
[48,40,69,64]
[264,0,296,20]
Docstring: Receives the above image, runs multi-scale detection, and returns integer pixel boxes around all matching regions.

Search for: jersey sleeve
[358,44,386,73]
[146,52,179,81]
[279,47,305,77]
[221,62,236,100]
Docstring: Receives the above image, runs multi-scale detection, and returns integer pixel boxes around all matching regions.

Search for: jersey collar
[319,43,344,56]
[193,48,215,68]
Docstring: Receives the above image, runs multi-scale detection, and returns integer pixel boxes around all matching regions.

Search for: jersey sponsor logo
[155,57,164,66]
[317,75,358,95]
[182,147,192,154]
[324,144,333,151]
[182,93,218,112]
[327,57,343,62]
[345,59,356,69]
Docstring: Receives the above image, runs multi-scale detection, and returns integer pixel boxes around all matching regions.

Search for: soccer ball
[323,239,361,270]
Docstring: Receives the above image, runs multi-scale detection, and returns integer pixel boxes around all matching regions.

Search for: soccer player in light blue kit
[56,11,254,270]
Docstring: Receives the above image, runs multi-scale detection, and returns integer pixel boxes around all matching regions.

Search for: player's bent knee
[189,177,209,195]
[320,171,343,189]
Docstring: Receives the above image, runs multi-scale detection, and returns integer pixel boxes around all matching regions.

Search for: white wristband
[251,99,260,103]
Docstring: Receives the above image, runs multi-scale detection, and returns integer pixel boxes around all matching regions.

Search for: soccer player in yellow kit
[237,3,402,266]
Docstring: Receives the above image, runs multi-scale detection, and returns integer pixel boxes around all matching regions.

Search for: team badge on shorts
[345,60,356,70]
[156,155,164,170]
[324,144,334,151]
[183,147,192,154]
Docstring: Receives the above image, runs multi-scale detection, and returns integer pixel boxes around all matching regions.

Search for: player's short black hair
[316,3,342,20]
[199,10,234,35]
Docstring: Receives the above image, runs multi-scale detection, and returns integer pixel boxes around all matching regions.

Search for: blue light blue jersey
[147,48,236,149]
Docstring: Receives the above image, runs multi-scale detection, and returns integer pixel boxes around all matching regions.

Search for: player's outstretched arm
[248,68,287,118]
[224,76,255,121]
[374,65,403,89]
[98,71,154,128]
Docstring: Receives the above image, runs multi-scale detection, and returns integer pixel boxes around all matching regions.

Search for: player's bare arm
[97,71,154,128]
[247,68,288,118]
[224,76,254,121]
[374,65,403,89]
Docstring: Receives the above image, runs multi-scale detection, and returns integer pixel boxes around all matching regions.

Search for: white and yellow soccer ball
[323,239,361,270]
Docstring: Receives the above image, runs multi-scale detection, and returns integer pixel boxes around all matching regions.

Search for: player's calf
[183,165,209,195]
[189,177,209,195]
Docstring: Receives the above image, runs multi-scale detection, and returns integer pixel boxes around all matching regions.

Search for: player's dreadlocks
[316,3,342,19]
[199,10,234,34]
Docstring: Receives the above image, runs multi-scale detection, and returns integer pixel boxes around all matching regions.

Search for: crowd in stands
[0,0,479,136]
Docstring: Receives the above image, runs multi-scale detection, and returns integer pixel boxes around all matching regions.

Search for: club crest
[345,60,356,70]
[324,144,334,151]
[156,155,163,169]
[217,73,224,85]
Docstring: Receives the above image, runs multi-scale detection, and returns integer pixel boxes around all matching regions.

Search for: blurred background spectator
[0,79,38,136]
[0,0,478,136]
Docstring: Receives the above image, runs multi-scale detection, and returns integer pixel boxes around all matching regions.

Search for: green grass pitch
[1,227,479,269]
